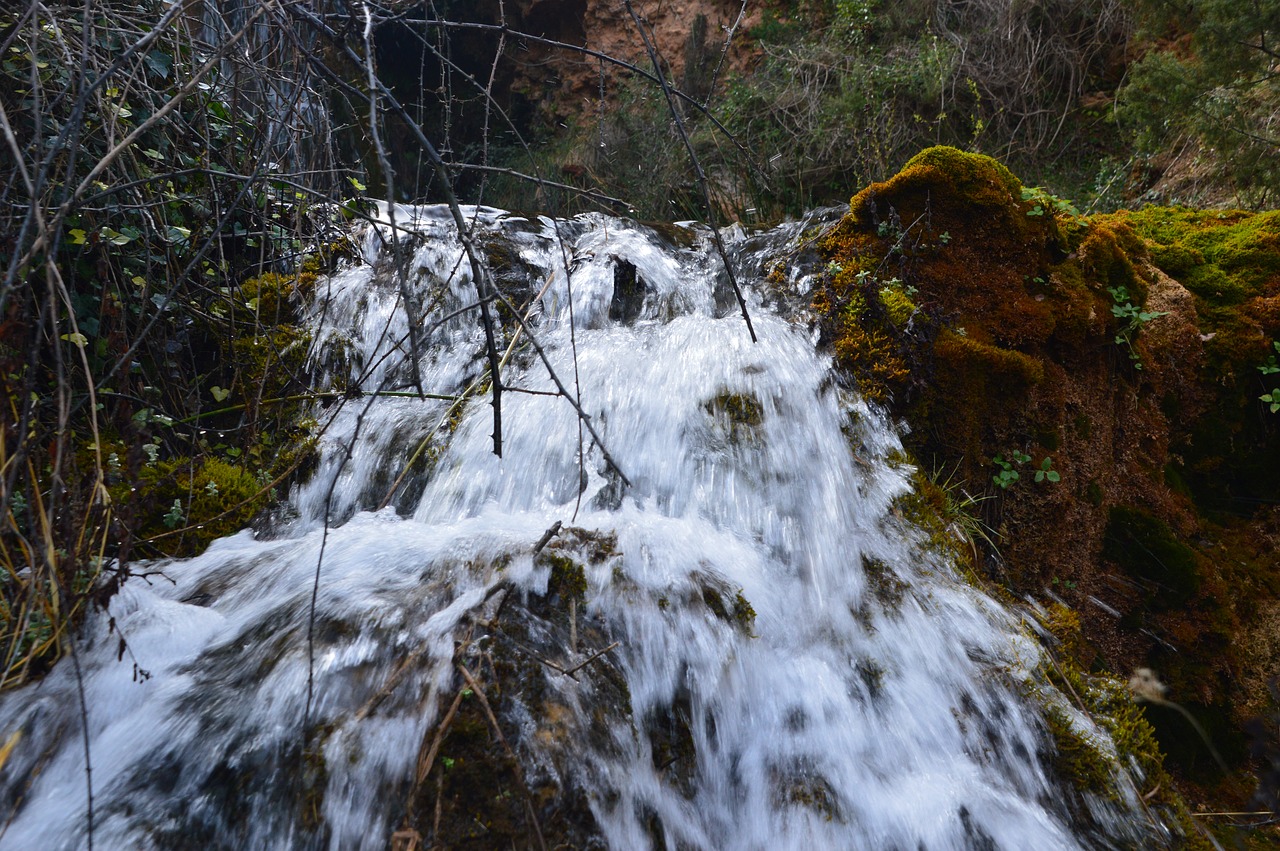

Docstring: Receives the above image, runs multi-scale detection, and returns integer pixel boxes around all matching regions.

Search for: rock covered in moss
[802,147,1280,828]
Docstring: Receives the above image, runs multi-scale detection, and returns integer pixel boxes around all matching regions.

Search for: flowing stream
[0,206,1173,849]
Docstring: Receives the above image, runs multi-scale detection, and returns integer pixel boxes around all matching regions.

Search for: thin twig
[532,521,562,555]
[68,637,93,851]
[705,1,748,109]
[562,641,620,678]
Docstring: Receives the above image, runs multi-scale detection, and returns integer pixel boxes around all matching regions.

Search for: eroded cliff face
[363,0,759,203]
[800,147,1280,818]
[498,0,758,122]
[375,0,757,125]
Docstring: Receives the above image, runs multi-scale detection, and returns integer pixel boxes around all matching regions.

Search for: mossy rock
[827,147,1063,347]
[233,240,351,325]
[138,456,268,556]
[699,584,757,634]
[896,146,1025,211]
[1101,207,1280,308]
[229,326,312,404]
[1102,506,1200,608]
[704,390,764,427]
[237,270,314,325]
[704,390,768,442]
[543,551,588,605]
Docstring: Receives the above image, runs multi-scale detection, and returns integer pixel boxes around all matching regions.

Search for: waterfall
[0,206,1173,849]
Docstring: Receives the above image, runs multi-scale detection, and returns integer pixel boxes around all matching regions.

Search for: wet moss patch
[1102,506,1201,608]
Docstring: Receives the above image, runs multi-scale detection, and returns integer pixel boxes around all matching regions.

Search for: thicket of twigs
[0,0,360,686]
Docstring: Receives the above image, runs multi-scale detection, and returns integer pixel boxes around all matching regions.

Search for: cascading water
[0,206,1175,849]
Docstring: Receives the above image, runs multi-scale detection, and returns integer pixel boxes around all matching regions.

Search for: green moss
[1102,506,1200,608]
[230,326,311,404]
[1071,220,1148,301]
[898,146,1024,209]
[928,331,1044,463]
[1033,607,1218,848]
[154,457,268,554]
[860,555,909,610]
[1103,207,1280,307]
[773,766,840,820]
[699,585,756,635]
[732,592,756,632]
[704,390,768,446]
[543,552,587,605]
[877,285,917,326]
[234,240,350,325]
[704,391,764,427]
[237,270,313,325]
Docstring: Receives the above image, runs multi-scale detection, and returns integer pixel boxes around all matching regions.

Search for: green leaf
[144,49,172,79]
[69,228,87,245]
[100,227,132,245]
[61,332,88,348]
[210,385,231,402]
[347,176,367,192]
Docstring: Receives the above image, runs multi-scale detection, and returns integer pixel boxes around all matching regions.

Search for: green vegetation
[991,452,1061,489]
[1121,0,1280,205]
[992,451,1031,490]
[468,0,1278,221]
[1107,284,1167,369]
[0,1,354,685]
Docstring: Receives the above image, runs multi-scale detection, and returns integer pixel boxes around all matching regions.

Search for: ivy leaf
[210,385,231,402]
[61,332,88,348]
[347,176,367,192]
[69,228,87,245]
[144,49,172,79]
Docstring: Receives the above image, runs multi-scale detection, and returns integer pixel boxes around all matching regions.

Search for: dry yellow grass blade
[0,730,21,772]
